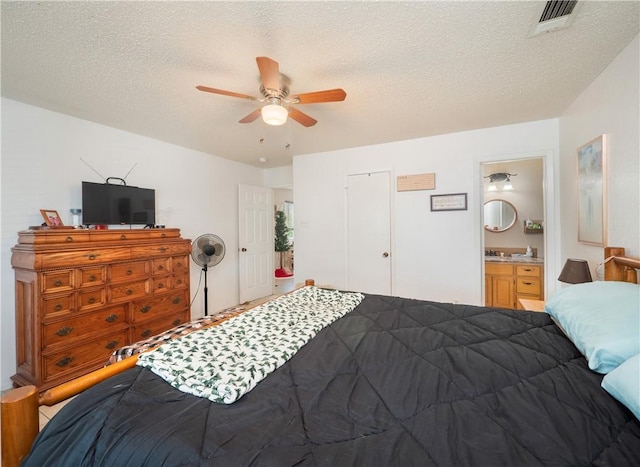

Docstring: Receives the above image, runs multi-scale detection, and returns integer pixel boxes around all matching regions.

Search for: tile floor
[39,277,298,428]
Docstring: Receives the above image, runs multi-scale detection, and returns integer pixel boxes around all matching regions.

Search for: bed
[2,248,639,466]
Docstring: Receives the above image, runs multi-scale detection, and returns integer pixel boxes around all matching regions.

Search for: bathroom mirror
[484,199,517,232]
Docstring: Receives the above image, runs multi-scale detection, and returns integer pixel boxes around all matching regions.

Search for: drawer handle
[89,274,97,282]
[126,269,133,275]
[157,283,165,289]
[161,233,167,238]
[176,279,182,285]
[55,326,73,337]
[126,289,133,295]
[105,314,118,323]
[65,236,74,242]
[141,329,152,338]
[158,247,167,253]
[56,356,73,367]
[523,268,533,272]
[157,265,164,271]
[120,234,127,240]
[523,281,533,286]
[87,253,99,260]
[54,303,63,311]
[88,297,96,304]
[54,279,63,287]
[105,340,119,350]
[140,305,151,313]
[172,319,181,326]
[172,297,182,305]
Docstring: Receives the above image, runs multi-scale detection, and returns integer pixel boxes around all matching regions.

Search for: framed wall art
[430,193,467,212]
[577,135,607,246]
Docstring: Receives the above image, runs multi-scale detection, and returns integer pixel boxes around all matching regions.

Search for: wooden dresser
[11,228,191,391]
[485,261,544,310]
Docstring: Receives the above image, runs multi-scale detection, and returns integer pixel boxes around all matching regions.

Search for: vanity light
[485,172,517,191]
[261,102,288,126]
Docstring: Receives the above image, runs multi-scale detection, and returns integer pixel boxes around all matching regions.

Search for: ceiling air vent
[529,0,580,37]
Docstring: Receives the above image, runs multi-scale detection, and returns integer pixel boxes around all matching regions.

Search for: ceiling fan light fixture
[261,104,288,126]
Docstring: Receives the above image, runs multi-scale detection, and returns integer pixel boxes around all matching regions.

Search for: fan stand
[202,263,209,316]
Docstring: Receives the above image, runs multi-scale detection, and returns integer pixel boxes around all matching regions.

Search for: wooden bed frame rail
[1,279,317,466]
[2,259,638,465]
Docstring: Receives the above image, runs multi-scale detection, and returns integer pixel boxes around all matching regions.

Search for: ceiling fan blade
[256,57,280,93]
[196,85,257,101]
[292,88,347,104]
[287,106,317,127]
[239,108,262,124]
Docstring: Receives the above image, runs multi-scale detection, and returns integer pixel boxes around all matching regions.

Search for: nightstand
[518,298,546,312]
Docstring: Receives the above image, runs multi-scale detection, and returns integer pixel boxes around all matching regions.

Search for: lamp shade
[261,104,288,126]
[558,259,592,284]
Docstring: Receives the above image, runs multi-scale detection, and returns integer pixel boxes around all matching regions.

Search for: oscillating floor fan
[191,233,226,316]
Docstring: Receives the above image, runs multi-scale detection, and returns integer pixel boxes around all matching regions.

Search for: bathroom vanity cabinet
[485,261,544,310]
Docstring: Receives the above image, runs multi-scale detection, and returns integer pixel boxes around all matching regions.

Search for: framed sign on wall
[430,193,467,212]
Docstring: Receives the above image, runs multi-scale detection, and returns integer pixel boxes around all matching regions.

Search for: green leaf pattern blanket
[137,286,364,404]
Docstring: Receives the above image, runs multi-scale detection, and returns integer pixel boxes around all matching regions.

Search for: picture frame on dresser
[40,209,63,226]
[577,134,607,246]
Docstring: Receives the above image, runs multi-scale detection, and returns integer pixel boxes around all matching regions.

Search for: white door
[238,185,273,303]
[346,172,392,294]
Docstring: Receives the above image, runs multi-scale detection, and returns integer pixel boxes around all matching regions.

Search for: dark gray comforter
[24,294,640,466]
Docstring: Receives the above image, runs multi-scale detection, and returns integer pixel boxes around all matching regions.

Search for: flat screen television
[82,181,156,226]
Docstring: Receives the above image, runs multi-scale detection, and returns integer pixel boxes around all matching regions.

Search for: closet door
[346,171,391,295]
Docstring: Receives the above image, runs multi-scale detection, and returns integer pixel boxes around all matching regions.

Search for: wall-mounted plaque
[397,173,435,192]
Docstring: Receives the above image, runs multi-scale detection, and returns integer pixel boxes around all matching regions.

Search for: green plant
[274,210,291,269]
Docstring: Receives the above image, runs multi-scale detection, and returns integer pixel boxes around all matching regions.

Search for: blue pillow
[601,354,640,420]
[545,281,640,373]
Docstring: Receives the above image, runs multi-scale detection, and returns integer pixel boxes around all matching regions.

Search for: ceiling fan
[196,56,346,127]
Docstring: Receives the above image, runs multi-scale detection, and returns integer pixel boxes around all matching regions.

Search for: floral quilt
[137,286,363,403]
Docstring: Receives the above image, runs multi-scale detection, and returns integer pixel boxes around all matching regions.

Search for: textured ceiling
[2,1,639,168]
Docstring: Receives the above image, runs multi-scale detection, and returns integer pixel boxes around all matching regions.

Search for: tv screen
[82,181,156,226]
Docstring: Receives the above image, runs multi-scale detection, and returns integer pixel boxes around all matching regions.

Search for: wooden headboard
[604,247,640,283]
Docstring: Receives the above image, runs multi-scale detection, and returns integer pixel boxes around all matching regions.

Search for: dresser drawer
[516,265,542,277]
[109,279,149,302]
[130,242,190,259]
[516,277,541,295]
[77,287,107,311]
[110,261,149,281]
[132,290,189,323]
[43,330,128,380]
[42,248,130,268]
[77,266,106,287]
[131,312,189,342]
[42,270,74,293]
[43,305,127,348]
[151,276,172,293]
[43,293,74,317]
[172,255,190,274]
[173,272,188,289]
[152,257,171,275]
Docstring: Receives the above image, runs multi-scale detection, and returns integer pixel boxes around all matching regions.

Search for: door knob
[241,248,247,252]
[382,252,389,257]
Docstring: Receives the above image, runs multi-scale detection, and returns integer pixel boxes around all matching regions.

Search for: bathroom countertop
[485,256,544,264]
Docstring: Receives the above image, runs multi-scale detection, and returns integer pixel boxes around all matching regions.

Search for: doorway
[481,158,546,304]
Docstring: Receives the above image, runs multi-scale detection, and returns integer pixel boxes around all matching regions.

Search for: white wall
[293,119,559,305]
[1,98,264,389]
[559,35,639,275]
